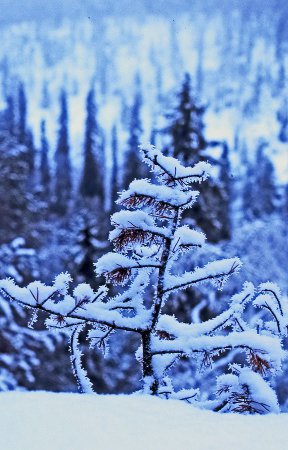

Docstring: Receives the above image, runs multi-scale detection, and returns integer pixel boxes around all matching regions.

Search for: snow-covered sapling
[0,145,285,413]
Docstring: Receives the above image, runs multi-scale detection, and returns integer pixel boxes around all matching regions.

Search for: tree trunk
[141,330,158,395]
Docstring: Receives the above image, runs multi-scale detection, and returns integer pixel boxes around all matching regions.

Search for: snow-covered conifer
[0,145,285,412]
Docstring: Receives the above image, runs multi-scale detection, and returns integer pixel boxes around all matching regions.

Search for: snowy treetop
[140,144,212,189]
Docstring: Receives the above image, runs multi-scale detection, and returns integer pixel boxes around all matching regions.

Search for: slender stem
[70,325,94,394]
[151,208,180,330]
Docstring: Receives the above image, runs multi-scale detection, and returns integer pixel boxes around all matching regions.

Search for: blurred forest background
[0,0,287,405]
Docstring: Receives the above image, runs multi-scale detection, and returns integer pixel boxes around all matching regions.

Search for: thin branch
[259,289,283,316]
[0,288,144,334]
[262,302,281,333]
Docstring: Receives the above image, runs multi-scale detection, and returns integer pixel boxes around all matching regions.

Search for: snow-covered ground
[1,392,287,450]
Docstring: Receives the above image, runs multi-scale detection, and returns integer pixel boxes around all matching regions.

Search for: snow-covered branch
[164,258,242,294]
[0,276,148,333]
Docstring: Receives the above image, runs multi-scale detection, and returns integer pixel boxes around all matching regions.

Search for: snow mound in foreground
[0,392,287,450]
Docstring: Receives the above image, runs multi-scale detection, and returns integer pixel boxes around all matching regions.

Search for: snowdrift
[0,392,287,450]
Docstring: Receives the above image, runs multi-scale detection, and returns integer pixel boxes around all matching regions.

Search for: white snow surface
[0,392,288,450]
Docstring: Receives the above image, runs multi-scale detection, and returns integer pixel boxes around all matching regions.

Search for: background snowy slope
[0,392,287,450]
[0,6,287,182]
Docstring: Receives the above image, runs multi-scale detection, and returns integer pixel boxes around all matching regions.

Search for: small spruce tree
[0,145,285,412]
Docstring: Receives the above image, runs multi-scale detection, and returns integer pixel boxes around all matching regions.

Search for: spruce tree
[169,73,206,165]
[79,87,103,201]
[0,102,33,242]
[39,120,51,195]
[4,95,15,136]
[123,80,148,188]
[168,73,231,242]
[242,141,277,221]
[54,89,72,213]
[18,82,27,144]
[72,214,105,288]
[110,124,119,211]
[218,142,232,240]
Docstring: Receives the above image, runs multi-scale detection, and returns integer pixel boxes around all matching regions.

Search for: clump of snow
[173,226,206,248]
[95,253,134,275]
[118,179,199,208]
[217,368,280,414]
[73,284,95,302]
[111,210,155,229]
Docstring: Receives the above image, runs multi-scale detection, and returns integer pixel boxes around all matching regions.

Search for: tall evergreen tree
[169,73,206,165]
[123,78,148,188]
[277,99,288,143]
[168,73,231,242]
[41,81,50,109]
[39,120,50,194]
[242,141,277,221]
[79,87,103,201]
[254,142,277,218]
[217,142,232,240]
[4,95,15,136]
[54,89,72,213]
[0,103,33,242]
[24,128,35,175]
[110,124,119,211]
[18,82,27,144]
